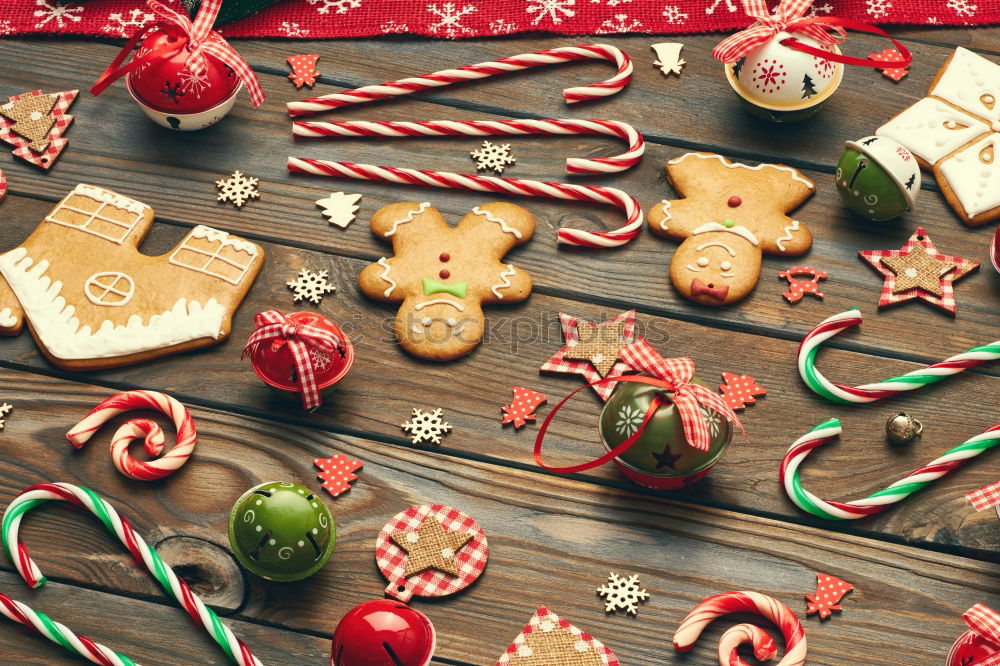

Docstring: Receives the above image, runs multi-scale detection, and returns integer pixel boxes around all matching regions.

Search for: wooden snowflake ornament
[216,170,260,207]
[402,408,452,445]
[287,54,321,88]
[501,387,547,429]
[719,373,766,410]
[287,268,336,304]
[314,453,363,497]
[597,572,649,615]
[805,572,854,619]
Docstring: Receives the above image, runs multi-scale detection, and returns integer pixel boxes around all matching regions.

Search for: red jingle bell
[331,600,436,666]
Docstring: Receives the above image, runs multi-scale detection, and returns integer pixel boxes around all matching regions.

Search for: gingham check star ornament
[376,504,488,602]
[540,309,636,401]
[0,89,77,170]
[859,227,979,315]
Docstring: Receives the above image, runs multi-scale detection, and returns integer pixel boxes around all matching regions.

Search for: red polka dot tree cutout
[287,54,321,89]
[314,453,363,498]
[805,572,854,620]
[719,373,766,411]
[501,386,548,429]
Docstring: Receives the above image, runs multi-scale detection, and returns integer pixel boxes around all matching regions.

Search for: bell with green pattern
[228,481,336,582]
[598,378,732,489]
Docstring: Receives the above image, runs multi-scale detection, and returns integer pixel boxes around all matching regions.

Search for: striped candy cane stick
[66,391,197,482]
[781,419,1000,520]
[292,118,645,175]
[0,592,136,666]
[799,309,1000,404]
[287,43,632,117]
[287,157,642,248]
[2,483,263,666]
[674,591,806,666]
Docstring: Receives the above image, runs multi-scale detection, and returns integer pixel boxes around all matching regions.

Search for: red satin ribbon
[713,0,911,70]
[91,0,264,107]
[962,604,1000,666]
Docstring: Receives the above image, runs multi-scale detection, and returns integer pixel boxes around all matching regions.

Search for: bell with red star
[598,378,732,489]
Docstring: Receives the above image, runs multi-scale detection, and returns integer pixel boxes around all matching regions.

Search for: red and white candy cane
[799,309,1000,404]
[287,43,632,117]
[66,390,197,482]
[292,118,644,176]
[674,591,807,666]
[288,157,642,248]
[2,482,261,666]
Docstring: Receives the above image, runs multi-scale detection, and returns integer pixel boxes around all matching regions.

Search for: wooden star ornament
[859,228,979,315]
[540,310,637,401]
[390,515,473,577]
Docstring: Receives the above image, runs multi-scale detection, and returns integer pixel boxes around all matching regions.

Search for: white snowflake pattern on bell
[727,31,844,122]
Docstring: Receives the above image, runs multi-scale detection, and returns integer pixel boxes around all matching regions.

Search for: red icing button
[727,196,742,208]
[439,253,450,262]
[439,269,450,279]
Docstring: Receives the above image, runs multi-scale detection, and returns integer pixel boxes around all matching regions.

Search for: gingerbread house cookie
[0,184,264,370]
[876,47,1000,226]
[647,152,815,306]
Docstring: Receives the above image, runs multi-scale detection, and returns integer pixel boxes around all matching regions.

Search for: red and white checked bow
[962,604,1000,666]
[242,310,342,410]
[967,479,1000,512]
[91,0,264,107]
[712,0,912,70]
[619,339,743,452]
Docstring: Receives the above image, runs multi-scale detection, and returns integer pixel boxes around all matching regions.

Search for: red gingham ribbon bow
[962,604,1000,666]
[242,310,342,411]
[619,339,743,453]
[712,0,911,70]
[533,338,744,475]
[91,0,264,107]
[968,479,1000,512]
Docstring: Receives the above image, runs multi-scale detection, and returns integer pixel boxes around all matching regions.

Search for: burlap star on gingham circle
[390,515,473,577]
[859,227,979,315]
[540,310,637,401]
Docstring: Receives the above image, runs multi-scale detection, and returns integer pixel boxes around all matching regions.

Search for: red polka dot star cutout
[501,387,548,429]
[314,453,363,498]
[805,572,854,620]
[719,372,766,411]
[287,54,321,89]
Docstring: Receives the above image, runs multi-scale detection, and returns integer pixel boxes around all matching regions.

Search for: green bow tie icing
[423,278,468,299]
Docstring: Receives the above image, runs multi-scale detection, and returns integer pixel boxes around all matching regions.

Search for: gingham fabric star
[540,310,637,401]
[859,228,979,315]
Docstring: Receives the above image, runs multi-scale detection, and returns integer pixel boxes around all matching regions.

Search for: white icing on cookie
[414,298,465,312]
[0,307,15,328]
[685,264,704,272]
[168,225,259,286]
[376,257,396,297]
[0,248,226,361]
[384,202,431,237]
[691,222,759,246]
[490,264,517,299]
[657,199,673,231]
[45,184,148,245]
[930,47,1000,125]
[667,153,814,189]
[877,97,990,164]
[776,220,800,252]
[472,206,522,239]
[695,241,737,256]
[939,133,1000,217]
[83,272,135,307]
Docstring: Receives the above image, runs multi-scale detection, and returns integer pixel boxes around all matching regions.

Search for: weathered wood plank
[0,193,997,551]
[0,368,996,664]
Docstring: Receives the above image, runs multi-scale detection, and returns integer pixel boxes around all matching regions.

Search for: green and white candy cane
[798,309,1000,404]
[781,419,1000,520]
[1,482,263,666]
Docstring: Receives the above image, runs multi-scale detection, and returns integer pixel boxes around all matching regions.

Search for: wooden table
[0,25,997,666]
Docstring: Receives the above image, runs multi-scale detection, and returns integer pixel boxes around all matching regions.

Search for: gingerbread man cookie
[876,47,1000,226]
[647,152,815,306]
[0,184,264,370]
[358,202,534,360]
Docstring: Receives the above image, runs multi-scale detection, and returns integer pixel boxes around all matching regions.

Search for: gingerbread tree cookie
[359,201,534,360]
[647,152,815,306]
[877,47,1000,226]
[0,184,264,370]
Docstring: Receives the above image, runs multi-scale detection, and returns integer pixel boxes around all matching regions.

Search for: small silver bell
[886,412,922,444]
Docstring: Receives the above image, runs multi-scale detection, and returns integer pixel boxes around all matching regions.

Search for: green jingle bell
[836,136,921,221]
[228,481,336,582]
[599,378,731,489]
